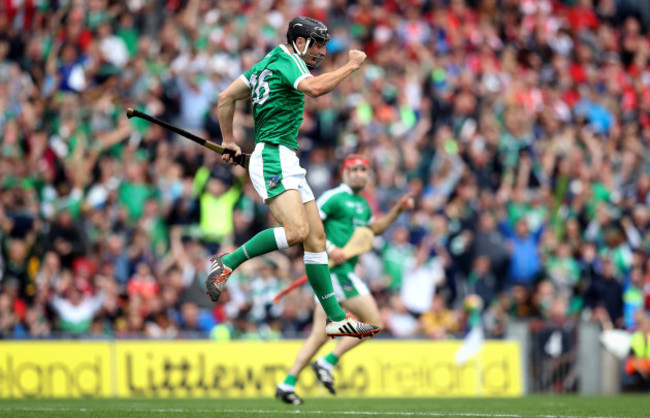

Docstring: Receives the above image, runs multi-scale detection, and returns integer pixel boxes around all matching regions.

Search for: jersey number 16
[250,69,272,106]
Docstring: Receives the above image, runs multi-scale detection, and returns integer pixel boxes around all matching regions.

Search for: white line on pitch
[0,408,619,418]
[207,410,618,418]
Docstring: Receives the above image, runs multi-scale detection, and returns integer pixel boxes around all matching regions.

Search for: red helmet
[342,154,370,169]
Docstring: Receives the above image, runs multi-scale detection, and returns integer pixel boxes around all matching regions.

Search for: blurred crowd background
[1,0,649,373]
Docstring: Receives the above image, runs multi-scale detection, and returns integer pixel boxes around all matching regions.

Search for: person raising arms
[206,17,379,339]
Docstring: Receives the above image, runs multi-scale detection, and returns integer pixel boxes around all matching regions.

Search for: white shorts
[249,142,315,204]
[313,271,370,303]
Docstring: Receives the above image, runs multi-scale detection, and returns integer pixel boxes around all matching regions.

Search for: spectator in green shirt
[382,225,414,291]
[118,161,156,223]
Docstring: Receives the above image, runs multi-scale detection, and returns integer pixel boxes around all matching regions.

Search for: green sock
[283,374,297,386]
[222,229,280,270]
[324,352,339,366]
[304,262,346,321]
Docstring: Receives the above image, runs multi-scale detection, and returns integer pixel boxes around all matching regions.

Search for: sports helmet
[286,16,330,69]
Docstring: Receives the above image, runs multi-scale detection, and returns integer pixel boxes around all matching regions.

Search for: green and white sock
[323,352,339,367]
[304,252,346,321]
[278,374,298,391]
[317,353,338,372]
[222,227,289,270]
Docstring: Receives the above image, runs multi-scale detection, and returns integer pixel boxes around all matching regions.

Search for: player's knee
[313,229,326,244]
[286,223,310,245]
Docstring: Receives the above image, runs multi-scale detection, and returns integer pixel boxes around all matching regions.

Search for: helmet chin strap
[292,39,311,56]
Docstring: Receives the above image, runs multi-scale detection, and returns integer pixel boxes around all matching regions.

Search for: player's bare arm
[369,192,415,235]
[297,50,366,97]
[217,77,250,164]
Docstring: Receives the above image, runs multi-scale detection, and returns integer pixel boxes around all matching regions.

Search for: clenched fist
[348,50,367,70]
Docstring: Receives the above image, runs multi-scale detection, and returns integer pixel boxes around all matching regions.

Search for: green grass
[0,396,649,417]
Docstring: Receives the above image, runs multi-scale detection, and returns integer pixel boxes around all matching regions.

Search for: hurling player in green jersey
[205,17,380,342]
[277,154,414,405]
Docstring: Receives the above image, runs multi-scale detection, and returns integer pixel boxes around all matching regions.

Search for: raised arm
[370,192,415,235]
[297,50,366,97]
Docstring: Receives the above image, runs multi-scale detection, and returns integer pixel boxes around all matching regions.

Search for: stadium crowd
[0,0,649,351]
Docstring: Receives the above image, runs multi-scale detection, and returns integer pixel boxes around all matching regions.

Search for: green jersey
[317,184,374,274]
[241,45,313,150]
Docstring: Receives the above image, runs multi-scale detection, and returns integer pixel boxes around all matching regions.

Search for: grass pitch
[0,395,648,417]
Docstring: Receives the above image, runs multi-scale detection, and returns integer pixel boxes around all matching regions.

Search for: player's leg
[300,200,348,321]
[205,144,300,302]
[243,192,346,322]
[312,275,382,393]
[224,143,310,268]
[276,303,329,404]
[302,200,380,338]
[287,303,329,377]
